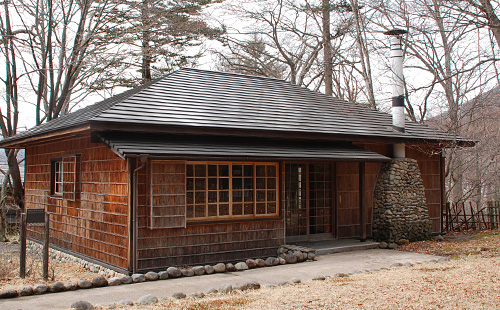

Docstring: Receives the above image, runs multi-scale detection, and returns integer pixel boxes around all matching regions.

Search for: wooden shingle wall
[24,135,129,269]
[406,147,443,233]
[135,160,284,272]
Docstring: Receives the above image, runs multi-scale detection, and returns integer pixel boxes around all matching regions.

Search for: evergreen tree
[103,0,223,86]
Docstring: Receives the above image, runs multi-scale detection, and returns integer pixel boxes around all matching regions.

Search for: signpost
[20,209,50,280]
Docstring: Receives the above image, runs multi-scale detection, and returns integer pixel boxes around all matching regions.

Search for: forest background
[1,0,499,240]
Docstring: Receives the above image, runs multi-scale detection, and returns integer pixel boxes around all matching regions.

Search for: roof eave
[0,125,92,149]
[89,121,457,145]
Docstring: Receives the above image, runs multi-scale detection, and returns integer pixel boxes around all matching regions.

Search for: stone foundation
[27,241,125,278]
[373,158,431,243]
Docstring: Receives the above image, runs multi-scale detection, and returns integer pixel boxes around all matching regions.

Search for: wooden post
[440,155,446,233]
[19,213,26,278]
[359,162,366,242]
[469,202,475,230]
[43,212,50,281]
[462,203,468,230]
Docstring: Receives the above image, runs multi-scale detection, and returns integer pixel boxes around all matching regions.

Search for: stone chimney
[372,29,431,244]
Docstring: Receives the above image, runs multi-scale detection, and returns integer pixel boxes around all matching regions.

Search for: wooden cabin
[0,68,469,274]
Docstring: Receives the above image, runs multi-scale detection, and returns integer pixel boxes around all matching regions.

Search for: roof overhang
[96,132,391,162]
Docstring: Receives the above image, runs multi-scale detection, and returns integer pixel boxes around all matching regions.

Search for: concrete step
[314,241,380,255]
[295,239,380,256]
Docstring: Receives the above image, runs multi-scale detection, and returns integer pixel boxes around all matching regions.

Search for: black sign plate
[26,209,45,225]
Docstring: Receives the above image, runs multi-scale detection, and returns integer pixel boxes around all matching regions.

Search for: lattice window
[186,162,279,220]
[51,155,80,200]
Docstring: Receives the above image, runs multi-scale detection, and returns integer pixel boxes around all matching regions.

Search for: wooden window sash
[53,160,63,196]
[62,155,80,201]
[185,161,279,221]
[51,155,80,200]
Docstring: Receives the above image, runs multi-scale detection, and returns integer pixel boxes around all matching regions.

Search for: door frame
[284,161,337,243]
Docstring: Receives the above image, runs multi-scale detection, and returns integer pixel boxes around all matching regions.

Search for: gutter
[131,154,148,274]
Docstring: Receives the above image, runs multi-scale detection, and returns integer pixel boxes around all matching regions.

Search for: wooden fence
[444,201,500,231]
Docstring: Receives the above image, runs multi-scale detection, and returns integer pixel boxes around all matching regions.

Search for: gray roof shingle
[0,68,468,146]
[98,132,391,161]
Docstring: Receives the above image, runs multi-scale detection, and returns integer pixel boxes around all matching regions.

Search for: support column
[359,162,366,241]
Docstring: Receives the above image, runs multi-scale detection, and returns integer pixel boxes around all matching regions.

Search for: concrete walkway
[1,249,446,310]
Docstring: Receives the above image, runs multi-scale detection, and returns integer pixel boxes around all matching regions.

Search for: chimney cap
[384,29,408,36]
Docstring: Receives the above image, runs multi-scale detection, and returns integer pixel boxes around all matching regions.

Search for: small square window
[50,155,80,200]
[51,159,63,196]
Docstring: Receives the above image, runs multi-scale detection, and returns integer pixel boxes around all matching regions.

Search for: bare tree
[14,0,127,124]
[348,0,376,109]
[370,0,498,204]
[0,1,25,241]
[217,0,355,94]
[0,0,125,239]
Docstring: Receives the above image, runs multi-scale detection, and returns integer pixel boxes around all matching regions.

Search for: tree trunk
[323,0,333,96]
[478,0,500,48]
[141,0,152,83]
[6,150,23,210]
[0,174,10,243]
[350,0,376,109]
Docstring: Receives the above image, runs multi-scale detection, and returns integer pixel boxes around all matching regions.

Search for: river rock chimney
[385,29,407,158]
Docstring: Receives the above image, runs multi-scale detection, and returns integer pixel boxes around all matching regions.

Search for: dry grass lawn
[2,231,500,309]
[99,231,500,310]
[0,235,100,291]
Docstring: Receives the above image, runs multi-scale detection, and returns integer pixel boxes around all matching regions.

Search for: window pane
[186,205,194,218]
[256,178,266,189]
[267,190,276,201]
[186,178,194,191]
[267,165,277,177]
[195,179,206,190]
[186,165,194,177]
[256,165,266,177]
[208,165,218,176]
[195,191,206,203]
[232,178,242,189]
[256,190,266,202]
[244,203,254,215]
[219,204,229,216]
[219,165,229,177]
[232,190,242,202]
[208,204,218,217]
[195,165,206,177]
[267,202,277,214]
[244,178,253,189]
[256,203,266,214]
[233,203,242,216]
[208,178,217,190]
[267,178,276,189]
[244,165,253,176]
[219,191,229,202]
[186,191,194,204]
[195,205,206,218]
[208,191,217,203]
[244,190,253,202]
[232,165,242,177]
[219,178,229,190]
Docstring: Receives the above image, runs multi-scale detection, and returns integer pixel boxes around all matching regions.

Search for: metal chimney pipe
[385,29,407,158]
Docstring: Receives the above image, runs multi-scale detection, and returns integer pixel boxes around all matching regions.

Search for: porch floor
[295,239,380,256]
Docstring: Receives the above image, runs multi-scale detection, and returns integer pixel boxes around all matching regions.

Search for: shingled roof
[0,67,468,147]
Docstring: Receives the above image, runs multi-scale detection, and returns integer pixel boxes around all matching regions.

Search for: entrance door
[285,163,334,242]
